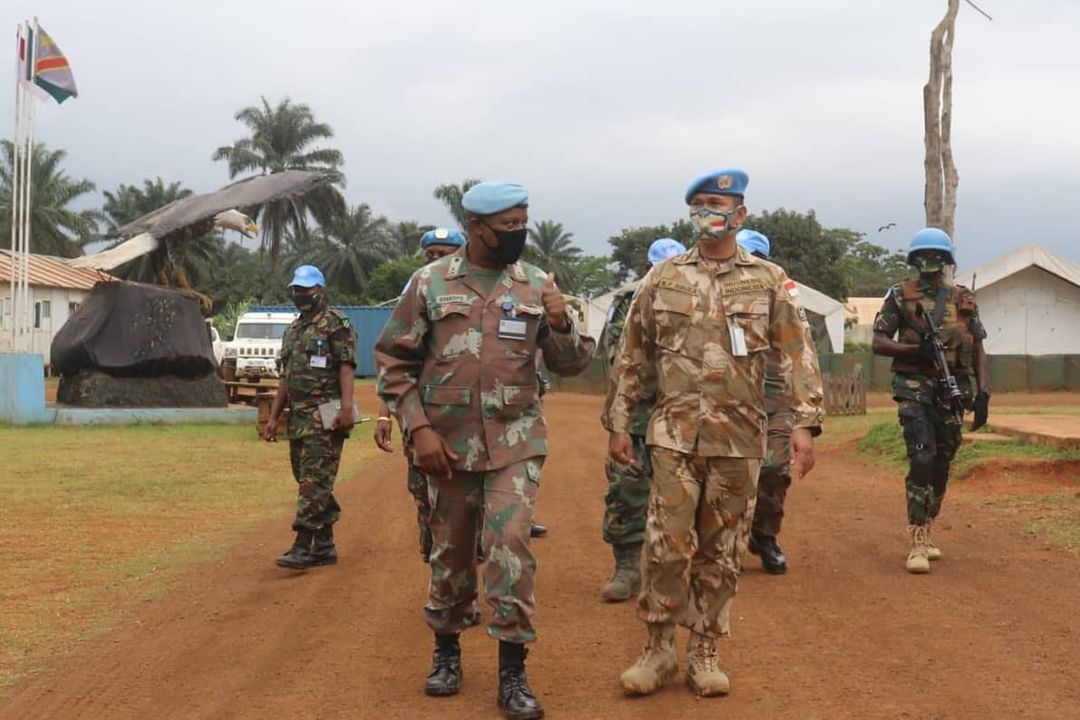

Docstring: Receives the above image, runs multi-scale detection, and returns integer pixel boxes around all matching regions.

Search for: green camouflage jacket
[608,244,824,458]
[600,284,653,436]
[280,305,358,439]
[375,249,595,471]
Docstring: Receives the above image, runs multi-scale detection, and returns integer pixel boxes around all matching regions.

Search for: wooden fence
[823,364,866,416]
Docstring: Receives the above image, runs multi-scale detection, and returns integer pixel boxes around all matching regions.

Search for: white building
[0,250,115,367]
[956,245,1080,355]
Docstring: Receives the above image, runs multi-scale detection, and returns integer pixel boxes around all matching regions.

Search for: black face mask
[483,225,528,265]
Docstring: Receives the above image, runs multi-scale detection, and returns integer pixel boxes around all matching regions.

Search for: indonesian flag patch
[784,279,799,297]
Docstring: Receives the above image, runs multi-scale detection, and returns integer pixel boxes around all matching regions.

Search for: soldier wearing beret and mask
[376,181,594,720]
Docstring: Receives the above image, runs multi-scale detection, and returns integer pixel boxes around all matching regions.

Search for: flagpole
[18,18,36,352]
[8,23,22,350]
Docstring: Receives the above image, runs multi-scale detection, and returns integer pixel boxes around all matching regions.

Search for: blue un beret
[736,229,771,259]
[420,227,466,249]
[684,168,749,204]
[648,238,687,265]
[288,264,325,288]
[461,181,529,216]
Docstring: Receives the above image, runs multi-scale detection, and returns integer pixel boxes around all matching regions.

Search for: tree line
[1,96,910,316]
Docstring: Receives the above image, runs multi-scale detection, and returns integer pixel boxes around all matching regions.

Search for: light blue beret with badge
[684,168,749,204]
[461,181,529,216]
[647,237,687,265]
[420,227,466,248]
[736,229,771,259]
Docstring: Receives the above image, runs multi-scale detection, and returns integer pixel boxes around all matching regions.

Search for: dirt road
[4,392,1078,719]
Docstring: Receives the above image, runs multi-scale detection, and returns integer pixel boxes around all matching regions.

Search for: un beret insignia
[717,175,733,190]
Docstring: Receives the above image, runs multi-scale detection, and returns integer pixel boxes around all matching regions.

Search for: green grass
[981,493,1080,552]
[0,423,376,690]
[857,420,1080,478]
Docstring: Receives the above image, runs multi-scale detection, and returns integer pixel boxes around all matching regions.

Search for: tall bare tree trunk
[923,0,960,241]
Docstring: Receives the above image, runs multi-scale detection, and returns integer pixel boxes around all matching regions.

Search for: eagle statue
[71,170,339,308]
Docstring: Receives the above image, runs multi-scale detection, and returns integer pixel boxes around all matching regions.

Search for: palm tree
[433,178,482,228]
[212,96,345,270]
[525,220,582,291]
[100,177,222,284]
[309,204,392,298]
[0,140,102,258]
[388,220,434,258]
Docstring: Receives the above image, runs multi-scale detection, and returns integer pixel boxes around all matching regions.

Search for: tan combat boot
[686,632,730,697]
[906,525,930,574]
[619,623,677,695]
[925,520,942,561]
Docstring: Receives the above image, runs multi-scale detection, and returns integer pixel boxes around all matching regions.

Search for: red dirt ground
[4,391,1079,719]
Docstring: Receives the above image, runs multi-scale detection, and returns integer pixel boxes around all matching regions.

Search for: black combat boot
[529,522,548,539]
[425,633,462,696]
[748,533,787,575]
[497,641,544,720]
[276,529,314,570]
[309,525,338,566]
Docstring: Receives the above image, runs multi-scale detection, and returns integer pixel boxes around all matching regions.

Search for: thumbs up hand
[541,272,568,331]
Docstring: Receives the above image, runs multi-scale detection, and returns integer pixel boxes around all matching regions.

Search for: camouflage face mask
[912,253,950,275]
[292,291,322,311]
[690,206,738,239]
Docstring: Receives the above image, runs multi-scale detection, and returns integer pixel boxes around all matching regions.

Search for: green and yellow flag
[31,24,78,104]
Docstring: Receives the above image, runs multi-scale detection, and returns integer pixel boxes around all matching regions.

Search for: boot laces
[501,666,531,695]
[912,525,930,548]
[692,636,719,673]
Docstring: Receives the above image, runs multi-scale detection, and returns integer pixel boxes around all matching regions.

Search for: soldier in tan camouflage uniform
[736,229,819,575]
[609,169,824,698]
[375,181,593,720]
[263,265,358,571]
[599,238,685,602]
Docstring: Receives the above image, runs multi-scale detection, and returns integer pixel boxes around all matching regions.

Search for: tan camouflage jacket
[375,249,595,471]
[608,245,824,458]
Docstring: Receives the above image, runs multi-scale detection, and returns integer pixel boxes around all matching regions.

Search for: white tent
[956,245,1080,355]
[585,278,846,353]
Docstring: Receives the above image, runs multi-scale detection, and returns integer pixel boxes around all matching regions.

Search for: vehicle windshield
[235,323,290,340]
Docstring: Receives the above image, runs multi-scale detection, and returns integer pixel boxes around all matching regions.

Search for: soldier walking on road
[375,181,594,720]
[263,265,358,570]
[608,169,824,698]
[871,228,990,574]
[599,237,686,602]
[736,229,819,575]
[375,228,467,563]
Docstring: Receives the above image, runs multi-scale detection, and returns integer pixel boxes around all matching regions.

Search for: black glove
[971,391,990,431]
[916,338,939,367]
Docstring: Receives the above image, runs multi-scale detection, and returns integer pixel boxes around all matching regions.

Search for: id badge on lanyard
[498,301,528,341]
[310,338,329,368]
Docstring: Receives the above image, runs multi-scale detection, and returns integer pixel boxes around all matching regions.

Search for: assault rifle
[914,302,965,426]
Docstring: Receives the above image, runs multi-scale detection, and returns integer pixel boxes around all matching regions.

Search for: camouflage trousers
[288,433,344,532]
[426,458,542,643]
[751,412,793,540]
[406,464,433,561]
[603,434,652,546]
[898,400,961,525]
[638,448,760,639]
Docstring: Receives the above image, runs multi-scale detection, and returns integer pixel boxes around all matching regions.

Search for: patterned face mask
[292,291,322,311]
[690,206,738,239]
[912,252,950,275]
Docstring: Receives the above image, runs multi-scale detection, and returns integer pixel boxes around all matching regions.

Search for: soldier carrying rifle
[872,228,991,574]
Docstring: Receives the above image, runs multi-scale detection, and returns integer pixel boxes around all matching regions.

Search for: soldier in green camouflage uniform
[872,228,990,574]
[264,265,358,571]
[375,181,593,720]
[609,169,824,698]
[599,238,686,602]
[736,229,815,575]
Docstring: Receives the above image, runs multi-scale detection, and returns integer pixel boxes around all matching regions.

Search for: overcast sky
[4,0,1079,273]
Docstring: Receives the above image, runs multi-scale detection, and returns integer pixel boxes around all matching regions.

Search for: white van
[223,311,298,380]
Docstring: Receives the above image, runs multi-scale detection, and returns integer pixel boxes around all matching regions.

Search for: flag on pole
[31,23,77,104]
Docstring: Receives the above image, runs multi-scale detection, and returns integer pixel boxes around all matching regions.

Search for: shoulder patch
[783,279,799,298]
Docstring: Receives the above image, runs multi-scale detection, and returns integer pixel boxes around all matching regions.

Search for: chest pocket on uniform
[652,285,696,353]
[429,302,472,322]
[725,295,770,353]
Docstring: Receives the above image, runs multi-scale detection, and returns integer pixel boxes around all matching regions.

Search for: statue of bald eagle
[71,170,339,301]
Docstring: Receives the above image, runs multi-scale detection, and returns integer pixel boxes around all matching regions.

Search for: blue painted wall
[0,353,55,424]
[251,305,393,378]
